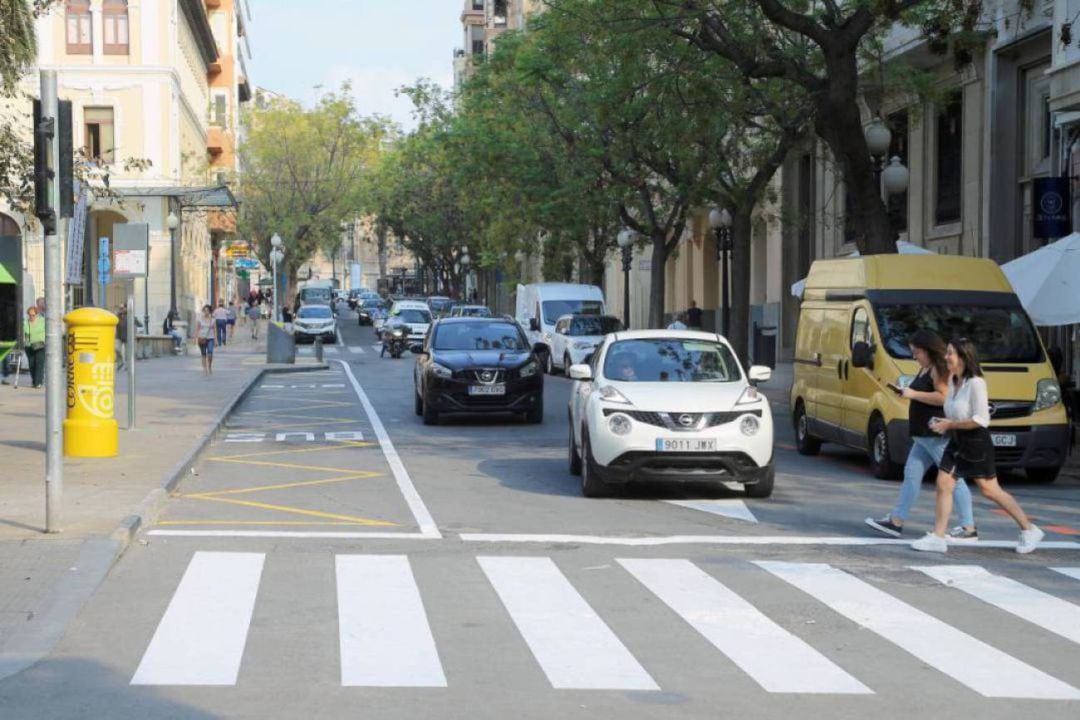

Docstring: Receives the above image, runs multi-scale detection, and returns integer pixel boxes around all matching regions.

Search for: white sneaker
[1016,525,1044,555]
[911,533,948,553]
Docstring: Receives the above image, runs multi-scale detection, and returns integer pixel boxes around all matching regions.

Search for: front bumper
[566,345,599,367]
[294,326,336,342]
[886,420,1069,470]
[596,452,773,486]
[426,374,543,414]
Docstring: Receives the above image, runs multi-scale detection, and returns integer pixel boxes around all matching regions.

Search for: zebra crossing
[295,345,366,356]
[129,552,1080,699]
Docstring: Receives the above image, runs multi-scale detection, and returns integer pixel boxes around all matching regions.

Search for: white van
[516,283,606,372]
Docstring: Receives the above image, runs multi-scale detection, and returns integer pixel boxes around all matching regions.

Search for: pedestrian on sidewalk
[911,338,1044,554]
[23,305,45,388]
[213,301,228,347]
[226,300,237,340]
[163,310,184,352]
[686,300,703,329]
[667,313,688,330]
[115,306,142,371]
[865,330,975,541]
[246,302,261,339]
[196,304,216,375]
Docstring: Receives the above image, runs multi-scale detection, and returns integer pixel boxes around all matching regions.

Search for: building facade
[454,0,543,88]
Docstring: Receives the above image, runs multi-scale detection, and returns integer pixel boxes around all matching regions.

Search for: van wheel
[869,416,902,480]
[1026,467,1060,483]
[793,402,821,456]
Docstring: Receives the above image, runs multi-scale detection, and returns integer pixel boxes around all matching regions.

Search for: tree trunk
[814,51,895,255]
[729,210,753,366]
[648,235,667,329]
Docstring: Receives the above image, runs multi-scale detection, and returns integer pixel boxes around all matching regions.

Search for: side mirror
[410,344,425,355]
[568,364,593,381]
[529,318,540,332]
[851,341,874,369]
[532,342,547,356]
[748,365,772,384]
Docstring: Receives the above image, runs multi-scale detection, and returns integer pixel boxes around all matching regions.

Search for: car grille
[602,409,762,429]
[994,447,1024,465]
[989,401,1033,420]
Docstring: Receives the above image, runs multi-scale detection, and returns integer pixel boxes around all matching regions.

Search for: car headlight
[736,386,761,405]
[1034,378,1062,412]
[599,385,632,404]
[608,413,632,436]
[519,360,539,378]
[573,341,594,350]
[431,363,452,379]
[392,329,405,337]
[740,415,760,436]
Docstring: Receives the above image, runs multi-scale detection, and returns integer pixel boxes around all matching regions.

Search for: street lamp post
[617,229,635,329]
[460,246,471,300]
[167,210,179,319]
[709,208,733,337]
[864,116,892,193]
[270,233,284,322]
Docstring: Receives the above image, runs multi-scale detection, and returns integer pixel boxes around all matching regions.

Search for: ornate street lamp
[616,228,636,329]
[270,233,284,322]
[709,208,733,337]
[166,210,179,318]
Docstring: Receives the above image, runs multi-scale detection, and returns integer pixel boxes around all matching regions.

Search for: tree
[237,87,392,300]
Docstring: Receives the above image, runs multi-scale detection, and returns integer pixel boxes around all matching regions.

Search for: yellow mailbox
[64,307,119,457]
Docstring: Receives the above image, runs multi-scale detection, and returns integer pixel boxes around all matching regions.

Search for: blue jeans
[215,319,228,345]
[891,436,975,527]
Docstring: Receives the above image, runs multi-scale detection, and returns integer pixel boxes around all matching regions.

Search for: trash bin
[266,321,296,364]
[753,323,777,369]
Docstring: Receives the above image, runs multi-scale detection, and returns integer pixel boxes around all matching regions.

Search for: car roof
[298,304,333,311]
[608,329,724,342]
[392,301,430,309]
[436,316,517,325]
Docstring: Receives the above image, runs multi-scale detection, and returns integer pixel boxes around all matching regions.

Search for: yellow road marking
[211,442,373,462]
[158,520,387,526]
[181,472,382,497]
[186,494,398,526]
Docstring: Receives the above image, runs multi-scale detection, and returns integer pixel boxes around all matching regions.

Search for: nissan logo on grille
[678,414,695,427]
[480,370,495,382]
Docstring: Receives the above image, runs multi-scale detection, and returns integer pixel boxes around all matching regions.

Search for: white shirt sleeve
[970,377,991,428]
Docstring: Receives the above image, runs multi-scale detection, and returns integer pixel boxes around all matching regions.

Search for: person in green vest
[23,305,45,388]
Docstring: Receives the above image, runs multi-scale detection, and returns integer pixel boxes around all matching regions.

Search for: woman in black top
[865,330,976,539]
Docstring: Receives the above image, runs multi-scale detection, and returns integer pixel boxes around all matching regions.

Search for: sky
[247,0,461,130]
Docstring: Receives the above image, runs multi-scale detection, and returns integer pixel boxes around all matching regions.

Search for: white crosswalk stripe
[619,559,870,694]
[478,556,658,690]
[757,561,1080,700]
[336,555,446,687]
[131,552,264,686]
[1053,567,1080,582]
[324,346,339,354]
[914,565,1080,646]
[348,346,365,354]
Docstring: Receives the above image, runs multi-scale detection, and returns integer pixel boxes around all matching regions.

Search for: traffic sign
[97,237,110,287]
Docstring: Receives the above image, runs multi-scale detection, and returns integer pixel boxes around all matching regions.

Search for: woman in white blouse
[911,338,1044,554]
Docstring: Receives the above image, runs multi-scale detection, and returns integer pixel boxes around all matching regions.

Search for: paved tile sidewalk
[0,321,323,679]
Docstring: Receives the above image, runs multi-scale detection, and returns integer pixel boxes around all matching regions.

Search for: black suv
[413,317,545,425]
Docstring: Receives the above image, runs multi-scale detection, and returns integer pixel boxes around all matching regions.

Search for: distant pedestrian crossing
[296,345,366,356]
[130,552,1080,700]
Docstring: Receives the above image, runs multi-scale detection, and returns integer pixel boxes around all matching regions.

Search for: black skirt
[940,428,996,480]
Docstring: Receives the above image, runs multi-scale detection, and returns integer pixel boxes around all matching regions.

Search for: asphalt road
[2,307,1079,719]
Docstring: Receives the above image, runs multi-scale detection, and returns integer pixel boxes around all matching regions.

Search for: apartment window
[472,0,484,9]
[66,0,92,55]
[935,91,963,225]
[493,0,508,26]
[84,107,116,164]
[212,94,227,127]
[470,26,485,57]
[102,0,129,55]
[887,110,909,233]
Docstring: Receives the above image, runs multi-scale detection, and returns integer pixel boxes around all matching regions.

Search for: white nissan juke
[567,330,774,498]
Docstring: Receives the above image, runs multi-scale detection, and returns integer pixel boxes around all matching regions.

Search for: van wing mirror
[851,341,874,369]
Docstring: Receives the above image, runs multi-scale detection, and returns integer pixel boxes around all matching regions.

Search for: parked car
[413,317,545,425]
[357,298,385,326]
[293,304,337,344]
[791,255,1067,482]
[568,329,774,498]
[449,304,492,318]
[549,314,623,374]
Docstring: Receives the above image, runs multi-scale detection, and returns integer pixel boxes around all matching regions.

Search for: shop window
[66,0,92,55]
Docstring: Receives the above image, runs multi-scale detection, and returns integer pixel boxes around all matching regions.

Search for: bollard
[314,336,323,362]
[63,307,118,457]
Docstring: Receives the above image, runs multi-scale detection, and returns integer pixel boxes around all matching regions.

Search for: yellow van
[790,255,1068,482]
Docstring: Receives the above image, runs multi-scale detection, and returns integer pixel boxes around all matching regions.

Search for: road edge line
[334,359,441,538]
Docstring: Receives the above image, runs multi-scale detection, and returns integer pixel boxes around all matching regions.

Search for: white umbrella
[1001,232,1080,326]
[790,241,935,298]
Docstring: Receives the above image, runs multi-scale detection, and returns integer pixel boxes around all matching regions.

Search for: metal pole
[272,257,278,322]
[143,246,150,332]
[41,71,64,533]
[621,246,631,330]
[721,228,730,338]
[126,287,136,430]
[169,204,177,316]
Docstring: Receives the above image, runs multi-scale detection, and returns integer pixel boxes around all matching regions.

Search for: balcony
[207,126,226,157]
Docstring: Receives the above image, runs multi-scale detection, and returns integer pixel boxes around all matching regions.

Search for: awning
[1001,232,1080,326]
[0,262,16,284]
[114,185,239,209]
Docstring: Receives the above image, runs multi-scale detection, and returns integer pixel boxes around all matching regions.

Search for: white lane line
[756,561,1080,700]
[131,552,265,686]
[324,346,340,355]
[619,559,869,694]
[665,499,758,523]
[321,383,346,388]
[336,555,446,687]
[1052,567,1080,581]
[334,360,440,538]
[478,557,658,691]
[348,346,365,354]
[913,565,1080,646]
[459,533,1080,548]
[147,530,437,539]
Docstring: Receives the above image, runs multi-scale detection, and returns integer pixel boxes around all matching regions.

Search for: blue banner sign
[1033,176,1070,239]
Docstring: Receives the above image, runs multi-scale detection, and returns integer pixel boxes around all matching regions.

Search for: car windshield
[542,300,603,325]
[362,299,382,309]
[301,290,332,303]
[297,306,332,319]
[394,309,431,324]
[874,303,1043,363]
[603,339,742,383]
[428,299,452,312]
[434,322,528,351]
[569,316,622,336]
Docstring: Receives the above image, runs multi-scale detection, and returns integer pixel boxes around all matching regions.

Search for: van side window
[851,307,872,348]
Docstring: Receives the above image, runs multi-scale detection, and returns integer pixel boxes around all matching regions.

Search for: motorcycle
[381,323,409,359]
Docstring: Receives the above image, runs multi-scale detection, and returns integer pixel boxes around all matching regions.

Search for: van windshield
[874,303,1043,363]
[542,300,603,325]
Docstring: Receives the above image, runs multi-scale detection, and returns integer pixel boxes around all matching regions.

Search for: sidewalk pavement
[0,319,326,680]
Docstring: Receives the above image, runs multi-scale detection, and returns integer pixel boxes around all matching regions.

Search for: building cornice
[178,0,219,68]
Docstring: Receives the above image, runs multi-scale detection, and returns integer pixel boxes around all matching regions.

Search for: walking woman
[911,338,1044,554]
[23,305,46,388]
[865,330,976,540]
[196,304,216,376]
